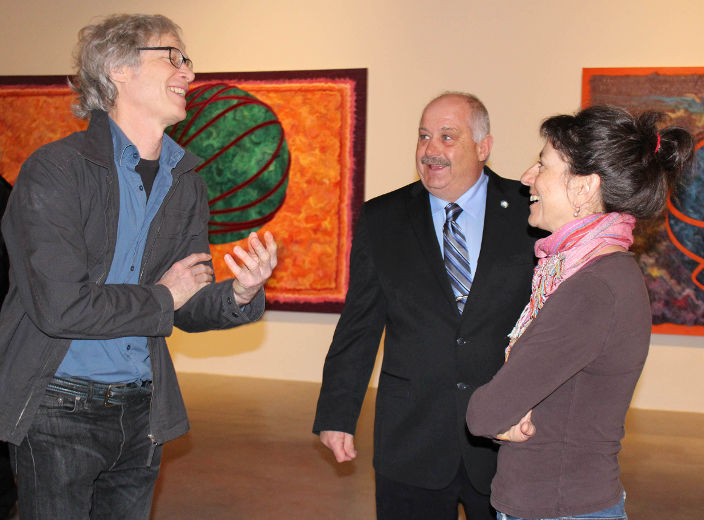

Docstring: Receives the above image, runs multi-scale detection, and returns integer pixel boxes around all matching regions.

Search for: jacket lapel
[461,168,508,321]
[405,182,459,314]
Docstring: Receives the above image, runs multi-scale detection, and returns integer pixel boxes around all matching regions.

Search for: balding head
[415,93,493,202]
[424,92,490,143]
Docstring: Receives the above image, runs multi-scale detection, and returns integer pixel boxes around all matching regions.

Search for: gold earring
[573,206,581,217]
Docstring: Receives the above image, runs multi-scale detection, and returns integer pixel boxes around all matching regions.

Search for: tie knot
[445,203,462,222]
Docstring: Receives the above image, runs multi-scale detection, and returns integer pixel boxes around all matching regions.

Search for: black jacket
[313,170,538,492]
[0,110,264,445]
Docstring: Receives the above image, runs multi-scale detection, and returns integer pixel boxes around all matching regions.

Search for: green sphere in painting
[167,83,290,244]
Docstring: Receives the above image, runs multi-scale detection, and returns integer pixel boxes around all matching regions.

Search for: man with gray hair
[0,14,277,519]
[314,93,539,519]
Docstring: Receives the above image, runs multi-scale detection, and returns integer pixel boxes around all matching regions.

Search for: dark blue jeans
[497,492,627,520]
[10,381,161,520]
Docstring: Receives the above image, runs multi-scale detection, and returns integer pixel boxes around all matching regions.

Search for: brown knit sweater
[467,252,651,518]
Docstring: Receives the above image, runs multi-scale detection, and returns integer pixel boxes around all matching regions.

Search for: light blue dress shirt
[55,118,184,384]
[428,170,488,286]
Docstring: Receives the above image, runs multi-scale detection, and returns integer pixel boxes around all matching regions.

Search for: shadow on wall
[167,320,268,359]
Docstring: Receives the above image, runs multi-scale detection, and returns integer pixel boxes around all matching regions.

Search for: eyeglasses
[137,46,193,70]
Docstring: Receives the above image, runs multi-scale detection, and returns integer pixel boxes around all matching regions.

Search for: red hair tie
[655,133,661,153]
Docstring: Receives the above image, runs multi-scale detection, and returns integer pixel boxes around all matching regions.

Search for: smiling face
[521,141,581,232]
[415,95,491,202]
[113,32,194,132]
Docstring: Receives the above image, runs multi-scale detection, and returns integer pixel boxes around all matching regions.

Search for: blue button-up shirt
[55,118,184,383]
[429,170,488,284]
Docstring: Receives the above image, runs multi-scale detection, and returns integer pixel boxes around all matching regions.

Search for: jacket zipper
[139,175,182,283]
[15,353,53,429]
[141,173,183,445]
[97,164,117,285]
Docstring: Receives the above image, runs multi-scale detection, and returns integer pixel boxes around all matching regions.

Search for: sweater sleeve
[466,270,617,438]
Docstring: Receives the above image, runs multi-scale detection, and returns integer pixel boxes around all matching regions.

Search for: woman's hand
[496,410,535,442]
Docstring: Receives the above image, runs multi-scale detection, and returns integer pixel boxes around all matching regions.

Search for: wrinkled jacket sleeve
[2,149,175,340]
[173,173,265,332]
[175,281,265,332]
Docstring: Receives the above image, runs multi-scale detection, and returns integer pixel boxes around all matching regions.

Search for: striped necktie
[443,203,472,313]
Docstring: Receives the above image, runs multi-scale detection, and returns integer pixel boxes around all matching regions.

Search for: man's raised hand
[224,231,278,305]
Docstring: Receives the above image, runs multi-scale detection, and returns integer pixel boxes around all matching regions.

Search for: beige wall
[2,0,703,412]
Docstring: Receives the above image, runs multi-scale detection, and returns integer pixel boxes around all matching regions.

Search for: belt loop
[146,441,157,466]
[86,380,95,402]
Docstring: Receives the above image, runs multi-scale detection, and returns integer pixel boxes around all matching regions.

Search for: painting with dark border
[583,67,704,335]
[0,69,367,312]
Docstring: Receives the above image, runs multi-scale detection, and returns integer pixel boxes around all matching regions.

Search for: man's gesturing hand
[320,430,357,463]
[224,231,278,306]
[157,252,214,310]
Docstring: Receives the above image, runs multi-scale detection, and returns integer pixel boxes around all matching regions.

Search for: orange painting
[0,70,367,312]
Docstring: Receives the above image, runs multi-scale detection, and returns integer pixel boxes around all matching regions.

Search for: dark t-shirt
[467,252,651,518]
[135,158,159,199]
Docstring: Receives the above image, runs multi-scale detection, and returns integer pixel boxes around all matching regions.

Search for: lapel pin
[500,200,509,208]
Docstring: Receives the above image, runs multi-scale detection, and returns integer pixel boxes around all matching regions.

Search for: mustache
[421,156,451,167]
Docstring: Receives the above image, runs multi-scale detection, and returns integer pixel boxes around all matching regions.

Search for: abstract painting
[0,69,367,312]
[583,67,704,335]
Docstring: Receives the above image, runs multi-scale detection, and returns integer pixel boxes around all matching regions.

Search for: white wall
[2,0,703,412]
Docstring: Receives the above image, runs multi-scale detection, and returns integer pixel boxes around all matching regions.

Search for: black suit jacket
[313,168,538,492]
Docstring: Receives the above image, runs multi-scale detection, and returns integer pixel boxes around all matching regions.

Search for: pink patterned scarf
[505,212,636,360]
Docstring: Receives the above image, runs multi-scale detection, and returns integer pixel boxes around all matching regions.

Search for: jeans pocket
[562,491,627,519]
[39,392,81,414]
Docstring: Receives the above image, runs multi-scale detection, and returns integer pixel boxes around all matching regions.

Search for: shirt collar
[108,117,185,171]
[161,132,186,171]
[429,169,489,218]
[109,117,139,170]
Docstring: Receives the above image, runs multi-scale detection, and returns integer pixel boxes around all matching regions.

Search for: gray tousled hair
[70,14,184,119]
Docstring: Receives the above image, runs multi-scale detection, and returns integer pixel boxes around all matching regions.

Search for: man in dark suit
[313,92,538,519]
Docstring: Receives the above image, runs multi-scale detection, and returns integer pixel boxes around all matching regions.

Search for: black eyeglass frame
[137,46,193,70]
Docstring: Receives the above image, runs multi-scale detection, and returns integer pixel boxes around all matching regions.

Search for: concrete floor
[150,374,704,519]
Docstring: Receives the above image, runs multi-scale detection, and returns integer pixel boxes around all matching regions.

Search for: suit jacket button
[457,383,470,390]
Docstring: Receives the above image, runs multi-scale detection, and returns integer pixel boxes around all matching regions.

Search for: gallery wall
[2,0,703,412]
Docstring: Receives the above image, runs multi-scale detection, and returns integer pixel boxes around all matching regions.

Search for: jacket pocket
[157,208,200,239]
[378,370,411,399]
